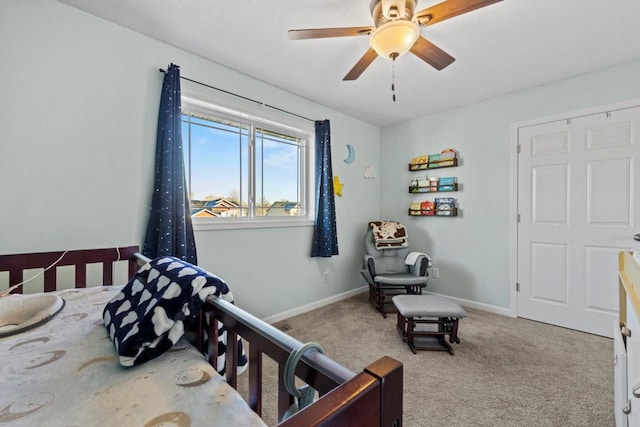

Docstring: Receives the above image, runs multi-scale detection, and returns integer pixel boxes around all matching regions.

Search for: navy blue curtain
[311,120,338,257]
[143,64,197,264]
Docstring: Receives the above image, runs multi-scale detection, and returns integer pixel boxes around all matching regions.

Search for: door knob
[634,233,640,241]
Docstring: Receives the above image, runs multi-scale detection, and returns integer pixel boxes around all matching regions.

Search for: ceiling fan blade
[343,48,378,81]
[414,0,502,27]
[288,27,373,40]
[409,36,455,70]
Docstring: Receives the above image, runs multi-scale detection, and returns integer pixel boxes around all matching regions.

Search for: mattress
[0,286,265,427]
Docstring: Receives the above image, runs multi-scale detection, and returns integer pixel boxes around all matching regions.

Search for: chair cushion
[374,273,429,285]
[374,255,410,275]
[392,295,467,318]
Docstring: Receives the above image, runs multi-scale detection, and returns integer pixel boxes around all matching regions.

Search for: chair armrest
[364,255,377,279]
[406,253,431,277]
[360,268,373,285]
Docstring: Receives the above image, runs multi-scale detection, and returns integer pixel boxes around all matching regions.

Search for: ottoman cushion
[392,295,467,318]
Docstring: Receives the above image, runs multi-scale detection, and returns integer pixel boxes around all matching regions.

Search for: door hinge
[623,400,631,415]
[517,213,521,223]
[517,143,521,154]
[516,282,520,292]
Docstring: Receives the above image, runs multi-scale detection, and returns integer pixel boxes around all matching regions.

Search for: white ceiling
[59,0,640,127]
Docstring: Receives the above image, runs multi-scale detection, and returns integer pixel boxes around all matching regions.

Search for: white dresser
[616,251,640,427]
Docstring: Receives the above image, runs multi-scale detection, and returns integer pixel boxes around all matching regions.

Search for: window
[181,96,313,229]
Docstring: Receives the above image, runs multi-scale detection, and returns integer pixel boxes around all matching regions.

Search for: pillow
[103,256,246,373]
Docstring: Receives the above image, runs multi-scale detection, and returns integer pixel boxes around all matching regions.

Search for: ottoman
[392,295,467,355]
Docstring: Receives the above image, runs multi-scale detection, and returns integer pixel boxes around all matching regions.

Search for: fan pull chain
[391,52,398,102]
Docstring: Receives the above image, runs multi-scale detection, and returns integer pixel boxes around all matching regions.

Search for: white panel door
[517,106,640,337]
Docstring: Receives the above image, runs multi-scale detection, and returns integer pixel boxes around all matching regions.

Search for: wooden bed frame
[0,247,403,427]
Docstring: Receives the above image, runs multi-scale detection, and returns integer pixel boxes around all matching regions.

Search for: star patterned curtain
[143,63,197,264]
[311,119,339,257]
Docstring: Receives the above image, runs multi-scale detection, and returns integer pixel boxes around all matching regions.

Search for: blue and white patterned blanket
[103,256,247,375]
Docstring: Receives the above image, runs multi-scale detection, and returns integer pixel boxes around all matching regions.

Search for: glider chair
[362,221,431,318]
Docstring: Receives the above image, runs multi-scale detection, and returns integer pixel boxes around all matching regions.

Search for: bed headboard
[0,246,139,293]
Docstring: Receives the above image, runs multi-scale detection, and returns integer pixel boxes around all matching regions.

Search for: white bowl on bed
[0,293,65,337]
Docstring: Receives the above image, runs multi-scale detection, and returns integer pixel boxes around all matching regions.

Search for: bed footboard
[277,356,402,426]
[205,296,403,426]
[130,252,403,426]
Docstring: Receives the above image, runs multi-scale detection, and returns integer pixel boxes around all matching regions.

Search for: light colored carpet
[240,292,614,427]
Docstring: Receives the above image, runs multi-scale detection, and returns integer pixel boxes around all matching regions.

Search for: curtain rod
[159,68,315,123]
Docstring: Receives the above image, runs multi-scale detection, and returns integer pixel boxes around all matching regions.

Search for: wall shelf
[409,184,458,194]
[408,208,458,217]
[408,151,460,217]
[408,158,458,171]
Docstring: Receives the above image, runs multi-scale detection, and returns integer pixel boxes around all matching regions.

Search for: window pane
[181,100,309,223]
[256,128,302,217]
[182,114,249,218]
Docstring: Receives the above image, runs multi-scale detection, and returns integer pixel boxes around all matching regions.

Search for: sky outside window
[182,114,302,207]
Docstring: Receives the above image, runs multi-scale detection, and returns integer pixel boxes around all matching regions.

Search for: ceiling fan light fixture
[369,20,419,59]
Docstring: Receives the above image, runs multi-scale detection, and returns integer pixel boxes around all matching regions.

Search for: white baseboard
[263,286,514,324]
[263,285,368,324]
[425,291,514,317]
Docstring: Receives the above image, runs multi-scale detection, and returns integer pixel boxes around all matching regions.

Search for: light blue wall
[0,0,381,318]
[4,0,640,318]
[380,60,640,310]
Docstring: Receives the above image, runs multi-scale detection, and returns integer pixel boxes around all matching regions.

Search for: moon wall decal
[344,144,355,164]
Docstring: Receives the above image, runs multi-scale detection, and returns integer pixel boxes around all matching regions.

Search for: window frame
[181,94,315,231]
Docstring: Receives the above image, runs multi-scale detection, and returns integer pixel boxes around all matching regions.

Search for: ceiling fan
[288,0,503,81]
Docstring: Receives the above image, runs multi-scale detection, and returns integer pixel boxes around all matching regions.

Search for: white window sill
[192,218,315,231]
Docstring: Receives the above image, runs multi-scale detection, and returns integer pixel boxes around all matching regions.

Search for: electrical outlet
[322,270,329,282]
[432,267,440,279]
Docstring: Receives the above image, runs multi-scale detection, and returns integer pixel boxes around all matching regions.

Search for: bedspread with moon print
[0,286,266,427]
